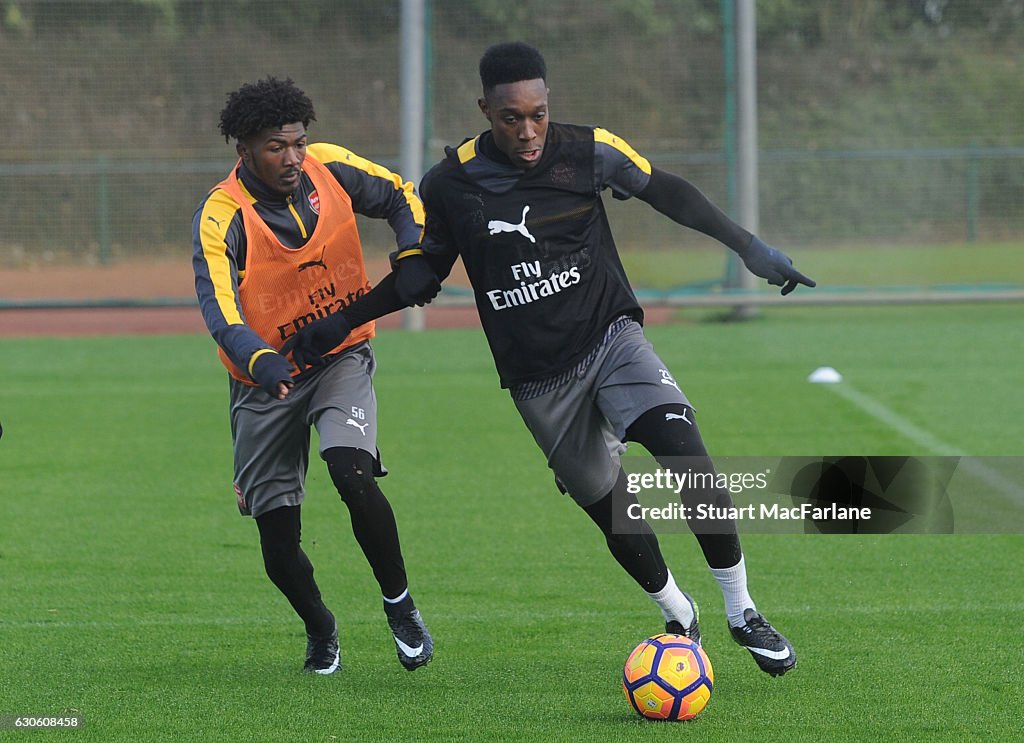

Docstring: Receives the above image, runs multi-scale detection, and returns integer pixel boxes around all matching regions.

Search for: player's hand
[250,351,294,400]
[739,236,816,295]
[394,253,442,307]
[280,314,353,371]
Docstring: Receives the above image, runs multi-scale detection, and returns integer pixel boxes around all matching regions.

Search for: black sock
[582,471,670,593]
[324,447,409,599]
[255,505,334,636]
[626,404,742,568]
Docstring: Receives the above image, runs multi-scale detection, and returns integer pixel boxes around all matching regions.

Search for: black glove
[738,236,816,295]
[250,351,294,397]
[394,253,442,307]
[280,313,353,371]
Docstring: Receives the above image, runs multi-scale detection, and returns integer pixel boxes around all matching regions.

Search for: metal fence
[2,145,1019,269]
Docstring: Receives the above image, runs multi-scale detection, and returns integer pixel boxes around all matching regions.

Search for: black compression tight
[582,470,670,593]
[625,403,742,569]
[255,504,334,636]
[323,447,408,600]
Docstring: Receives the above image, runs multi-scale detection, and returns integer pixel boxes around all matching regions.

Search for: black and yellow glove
[280,314,353,371]
[738,237,816,296]
[249,351,294,397]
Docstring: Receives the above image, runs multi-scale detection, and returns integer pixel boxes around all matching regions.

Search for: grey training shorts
[512,322,690,507]
[229,342,380,518]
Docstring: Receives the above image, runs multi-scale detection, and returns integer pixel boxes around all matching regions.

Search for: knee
[323,447,378,505]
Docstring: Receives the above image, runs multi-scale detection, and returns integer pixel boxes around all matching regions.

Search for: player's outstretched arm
[280,245,453,370]
[280,314,352,371]
[277,261,430,370]
[280,275,394,370]
[636,167,815,295]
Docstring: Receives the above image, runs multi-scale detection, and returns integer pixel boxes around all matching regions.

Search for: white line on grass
[828,383,960,456]
[826,382,1024,507]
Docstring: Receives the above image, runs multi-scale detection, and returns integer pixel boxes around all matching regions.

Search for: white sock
[383,588,409,604]
[645,570,694,627]
[709,555,755,628]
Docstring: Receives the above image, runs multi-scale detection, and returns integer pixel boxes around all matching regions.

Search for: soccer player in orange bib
[192,77,433,675]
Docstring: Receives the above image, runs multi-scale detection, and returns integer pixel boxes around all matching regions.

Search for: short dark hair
[479,42,547,94]
[218,76,316,142]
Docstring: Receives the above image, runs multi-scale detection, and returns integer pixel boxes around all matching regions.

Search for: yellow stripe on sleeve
[307,143,425,225]
[456,137,479,165]
[199,190,245,326]
[594,128,652,175]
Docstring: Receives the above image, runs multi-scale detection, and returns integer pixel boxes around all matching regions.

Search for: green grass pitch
[1,304,1022,741]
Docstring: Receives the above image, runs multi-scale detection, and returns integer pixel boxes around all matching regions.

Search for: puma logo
[345,418,368,435]
[659,369,681,393]
[488,205,535,243]
[206,215,225,228]
[665,410,691,425]
[298,245,328,272]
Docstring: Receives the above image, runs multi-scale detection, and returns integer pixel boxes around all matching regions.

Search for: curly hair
[479,42,547,95]
[218,77,317,142]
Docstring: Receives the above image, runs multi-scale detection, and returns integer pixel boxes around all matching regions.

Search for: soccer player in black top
[285,42,814,676]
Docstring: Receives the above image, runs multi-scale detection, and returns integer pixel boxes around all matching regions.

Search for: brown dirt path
[0,260,674,337]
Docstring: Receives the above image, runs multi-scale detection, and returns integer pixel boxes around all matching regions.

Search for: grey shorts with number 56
[229,342,380,518]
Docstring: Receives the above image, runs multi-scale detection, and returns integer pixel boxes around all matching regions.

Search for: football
[622,634,714,721]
